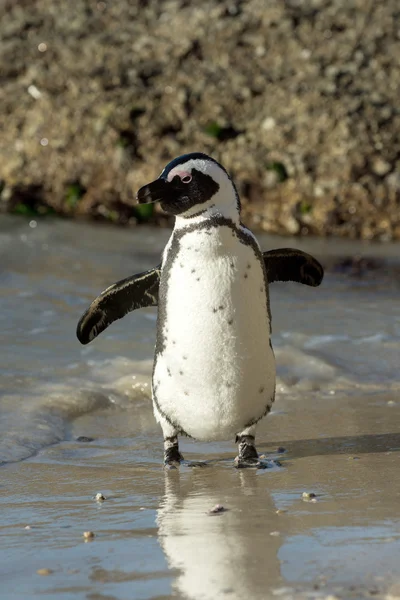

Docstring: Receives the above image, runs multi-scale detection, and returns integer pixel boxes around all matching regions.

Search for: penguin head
[136,153,240,220]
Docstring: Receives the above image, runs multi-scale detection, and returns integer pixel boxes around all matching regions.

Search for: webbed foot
[164,460,182,470]
[234,433,270,469]
[234,456,272,469]
[182,460,208,468]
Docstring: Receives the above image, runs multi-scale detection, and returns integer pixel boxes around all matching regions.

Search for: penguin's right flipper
[263,248,324,287]
[76,266,161,345]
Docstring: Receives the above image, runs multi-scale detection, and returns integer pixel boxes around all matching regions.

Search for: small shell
[37,568,53,576]
[83,531,95,539]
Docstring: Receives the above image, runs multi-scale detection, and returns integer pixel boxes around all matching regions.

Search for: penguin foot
[164,460,182,470]
[235,455,282,469]
[235,433,258,459]
[234,456,269,469]
[163,435,184,469]
[164,452,184,470]
[183,460,208,468]
[234,433,270,469]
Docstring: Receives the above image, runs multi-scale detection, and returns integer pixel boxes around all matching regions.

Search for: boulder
[1,0,399,238]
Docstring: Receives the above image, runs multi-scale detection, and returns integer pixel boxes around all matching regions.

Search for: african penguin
[77,152,323,468]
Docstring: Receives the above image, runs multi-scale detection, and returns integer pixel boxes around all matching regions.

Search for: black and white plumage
[77,153,323,468]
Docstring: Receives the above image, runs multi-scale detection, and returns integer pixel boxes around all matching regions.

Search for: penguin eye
[181,174,192,184]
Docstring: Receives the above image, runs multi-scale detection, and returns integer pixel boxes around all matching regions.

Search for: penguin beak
[136,178,174,205]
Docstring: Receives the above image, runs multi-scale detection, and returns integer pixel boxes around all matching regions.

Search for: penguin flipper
[263,249,324,287]
[76,266,161,345]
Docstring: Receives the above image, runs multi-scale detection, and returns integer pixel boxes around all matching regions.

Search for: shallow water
[1,216,400,599]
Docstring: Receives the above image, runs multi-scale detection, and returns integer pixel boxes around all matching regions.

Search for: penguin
[77,152,323,468]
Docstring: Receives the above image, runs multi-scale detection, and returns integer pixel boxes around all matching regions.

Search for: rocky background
[1,0,399,239]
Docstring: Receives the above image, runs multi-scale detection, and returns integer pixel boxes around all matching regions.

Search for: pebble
[302,492,317,502]
[83,531,95,540]
[27,85,42,99]
[37,568,53,576]
[76,436,94,442]
[94,493,106,502]
[262,117,276,131]
[386,172,400,190]
[208,504,227,515]
[372,157,391,176]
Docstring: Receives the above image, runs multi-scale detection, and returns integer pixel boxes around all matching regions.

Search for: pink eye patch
[167,169,192,183]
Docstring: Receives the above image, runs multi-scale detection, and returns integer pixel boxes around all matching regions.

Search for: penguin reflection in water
[77,153,323,468]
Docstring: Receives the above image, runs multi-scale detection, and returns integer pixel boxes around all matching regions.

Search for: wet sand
[1,217,400,599]
[2,391,400,600]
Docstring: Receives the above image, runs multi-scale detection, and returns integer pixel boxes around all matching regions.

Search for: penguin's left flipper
[76,266,161,345]
[263,248,324,287]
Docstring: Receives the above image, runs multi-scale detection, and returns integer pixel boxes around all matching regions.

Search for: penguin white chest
[153,224,275,441]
